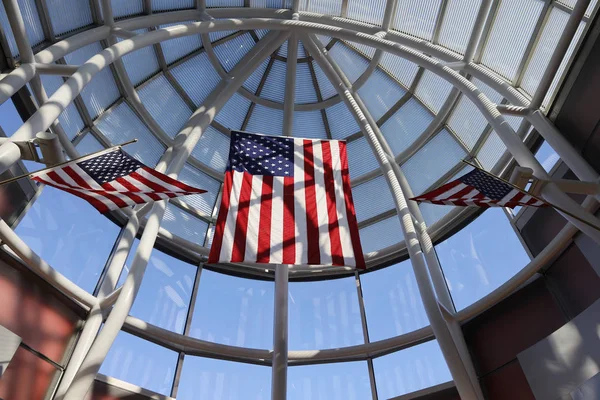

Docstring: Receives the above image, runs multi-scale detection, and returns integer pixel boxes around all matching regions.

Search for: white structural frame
[0,0,597,399]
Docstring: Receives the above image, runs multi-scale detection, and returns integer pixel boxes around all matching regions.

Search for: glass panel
[213,33,255,72]
[414,71,454,114]
[15,186,120,293]
[379,53,420,89]
[152,0,194,11]
[189,269,274,349]
[100,331,178,396]
[292,111,327,139]
[117,240,197,333]
[535,140,560,173]
[0,99,25,136]
[288,276,363,350]
[192,125,230,172]
[325,102,360,140]
[380,98,433,156]
[288,361,372,400]
[46,0,93,35]
[171,52,221,106]
[436,208,530,310]
[162,203,209,245]
[353,175,395,223]
[178,164,220,217]
[347,137,378,179]
[111,0,144,19]
[0,0,44,57]
[159,22,203,65]
[361,260,428,341]
[481,0,545,80]
[95,101,165,167]
[402,129,466,196]
[177,356,271,399]
[119,29,160,86]
[260,60,287,103]
[329,42,369,83]
[207,0,245,6]
[477,130,506,171]
[137,75,192,138]
[75,132,105,155]
[313,60,337,99]
[373,340,452,399]
[304,0,342,16]
[347,0,386,26]
[357,69,406,121]
[295,62,318,104]
[215,93,251,131]
[247,105,283,136]
[392,0,441,40]
[40,74,85,139]
[359,215,404,254]
[64,43,120,119]
[438,0,482,55]
[244,58,269,94]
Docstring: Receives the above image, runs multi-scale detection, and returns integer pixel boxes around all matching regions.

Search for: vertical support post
[271,264,289,400]
[282,33,298,136]
[62,31,288,400]
[303,33,482,400]
[355,271,378,400]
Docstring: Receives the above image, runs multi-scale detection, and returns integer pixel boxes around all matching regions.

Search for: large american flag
[31,148,205,213]
[208,131,365,268]
[410,168,546,208]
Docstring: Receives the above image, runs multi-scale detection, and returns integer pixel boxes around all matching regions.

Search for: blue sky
[2,97,560,399]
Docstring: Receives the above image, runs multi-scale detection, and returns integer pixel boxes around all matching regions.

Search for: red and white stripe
[31,164,205,214]
[209,138,365,268]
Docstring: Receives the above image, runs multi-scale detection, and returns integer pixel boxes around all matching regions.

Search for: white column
[62,31,289,400]
[303,34,482,400]
[271,265,289,400]
[283,34,298,136]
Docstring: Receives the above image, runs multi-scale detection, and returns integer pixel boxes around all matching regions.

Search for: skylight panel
[353,175,395,223]
[379,53,420,89]
[304,0,343,16]
[0,0,44,57]
[162,204,209,246]
[192,126,230,172]
[295,63,319,104]
[46,0,93,36]
[414,70,454,114]
[292,111,327,139]
[250,0,284,7]
[325,102,360,140]
[380,98,434,156]
[481,0,545,80]
[159,22,203,65]
[214,93,251,130]
[39,75,86,139]
[213,32,255,72]
[357,69,406,121]
[246,105,283,136]
[328,42,369,83]
[171,52,221,106]
[206,0,244,6]
[556,0,598,17]
[243,58,270,94]
[152,0,194,12]
[111,0,144,19]
[359,216,404,254]
[95,102,165,167]
[119,30,160,86]
[392,0,441,40]
[312,60,337,99]
[178,164,220,217]
[137,75,192,138]
[401,129,466,196]
[347,0,386,26]
[76,132,104,155]
[438,0,482,55]
[260,60,287,103]
[347,137,379,179]
[477,130,506,170]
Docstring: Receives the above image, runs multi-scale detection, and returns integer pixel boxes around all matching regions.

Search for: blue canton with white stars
[78,149,143,185]
[228,131,294,177]
[460,169,512,200]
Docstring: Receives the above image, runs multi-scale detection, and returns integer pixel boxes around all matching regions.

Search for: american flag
[208,131,365,269]
[31,148,206,214]
[410,168,546,208]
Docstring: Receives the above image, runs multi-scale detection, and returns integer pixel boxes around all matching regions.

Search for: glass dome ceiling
[0,0,596,276]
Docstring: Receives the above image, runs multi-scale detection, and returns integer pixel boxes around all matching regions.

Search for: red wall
[0,251,84,400]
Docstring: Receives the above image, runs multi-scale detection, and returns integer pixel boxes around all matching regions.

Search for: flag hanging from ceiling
[410,167,547,208]
[30,148,206,214]
[208,131,365,269]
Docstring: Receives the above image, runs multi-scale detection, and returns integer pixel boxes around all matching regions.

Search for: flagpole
[0,139,138,187]
[271,264,289,400]
[461,160,600,233]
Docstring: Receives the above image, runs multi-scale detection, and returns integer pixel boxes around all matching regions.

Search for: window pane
[118,240,197,334]
[360,260,428,341]
[288,361,372,400]
[100,331,178,396]
[373,339,451,399]
[436,208,530,310]
[535,140,560,173]
[189,269,274,349]
[15,186,120,293]
[177,356,271,399]
[288,277,363,350]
